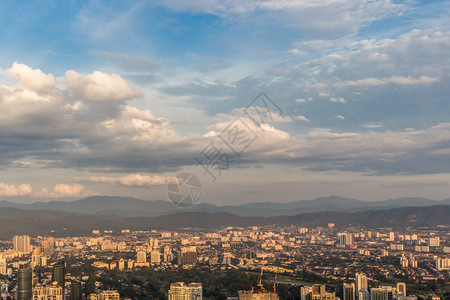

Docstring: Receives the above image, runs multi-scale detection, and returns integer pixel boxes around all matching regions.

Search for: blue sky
[0,0,449,204]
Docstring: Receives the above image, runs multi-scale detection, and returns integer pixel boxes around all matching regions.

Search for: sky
[0,0,449,204]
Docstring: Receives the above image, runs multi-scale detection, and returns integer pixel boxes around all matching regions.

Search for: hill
[0,205,447,239]
[0,195,448,217]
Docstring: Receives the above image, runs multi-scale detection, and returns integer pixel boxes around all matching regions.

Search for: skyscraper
[52,260,66,288]
[355,273,368,300]
[41,237,55,257]
[13,236,31,253]
[17,261,32,300]
[343,283,355,300]
[70,280,82,300]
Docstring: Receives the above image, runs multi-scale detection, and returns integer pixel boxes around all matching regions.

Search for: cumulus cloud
[63,70,142,101]
[0,183,32,197]
[74,174,173,187]
[295,97,313,103]
[33,184,93,199]
[6,62,56,94]
[294,115,310,122]
[1,60,449,180]
[330,97,347,103]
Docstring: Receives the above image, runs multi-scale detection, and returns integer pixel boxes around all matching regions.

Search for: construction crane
[273,273,277,293]
[257,268,264,290]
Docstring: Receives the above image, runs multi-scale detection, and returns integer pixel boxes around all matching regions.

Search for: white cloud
[295,97,313,103]
[63,70,142,101]
[6,62,56,94]
[156,0,405,37]
[74,174,173,187]
[335,115,345,120]
[33,184,92,199]
[0,183,32,197]
[330,97,347,103]
[294,115,310,122]
[339,75,439,87]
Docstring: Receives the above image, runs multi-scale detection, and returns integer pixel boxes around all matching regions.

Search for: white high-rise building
[428,237,440,247]
[435,257,449,271]
[136,251,147,263]
[355,273,368,300]
[151,251,161,264]
[0,259,6,275]
[13,235,31,253]
[358,290,369,300]
[168,282,202,300]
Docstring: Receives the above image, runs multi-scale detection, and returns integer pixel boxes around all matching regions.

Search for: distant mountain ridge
[0,205,447,239]
[0,195,448,218]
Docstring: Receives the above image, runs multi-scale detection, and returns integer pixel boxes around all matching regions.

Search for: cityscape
[0,223,448,299]
[0,0,449,300]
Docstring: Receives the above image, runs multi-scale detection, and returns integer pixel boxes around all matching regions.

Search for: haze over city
[0,1,449,205]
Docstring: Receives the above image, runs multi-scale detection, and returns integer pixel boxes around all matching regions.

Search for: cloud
[335,115,345,120]
[74,174,173,187]
[1,61,449,179]
[294,115,310,122]
[365,124,382,129]
[33,184,93,199]
[295,97,313,103]
[339,75,439,87]
[0,183,32,197]
[63,70,142,101]
[330,97,347,103]
[0,182,92,199]
[6,62,56,95]
[156,0,405,37]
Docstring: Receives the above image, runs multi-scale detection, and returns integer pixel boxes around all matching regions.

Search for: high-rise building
[339,233,354,247]
[46,282,63,300]
[238,291,279,300]
[396,283,406,296]
[371,288,388,300]
[400,255,409,268]
[118,259,125,271]
[177,251,197,266]
[301,285,334,300]
[301,287,312,300]
[33,284,46,300]
[70,280,82,300]
[88,290,120,300]
[17,261,32,300]
[150,251,161,264]
[434,257,449,271]
[136,251,146,263]
[52,261,66,289]
[0,258,7,275]
[41,237,55,257]
[358,290,369,300]
[343,283,355,300]
[355,273,368,299]
[14,236,31,253]
[168,282,202,300]
[428,237,440,247]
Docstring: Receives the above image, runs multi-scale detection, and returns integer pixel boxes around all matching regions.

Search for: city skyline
[0,1,449,205]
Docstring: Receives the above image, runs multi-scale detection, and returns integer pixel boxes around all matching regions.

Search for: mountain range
[0,195,449,217]
[0,205,448,239]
